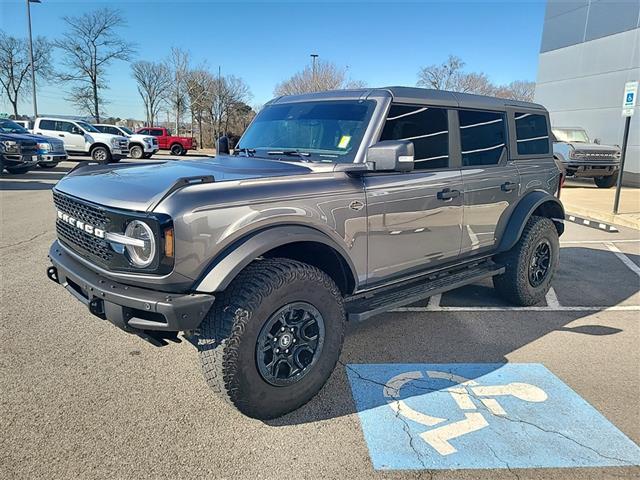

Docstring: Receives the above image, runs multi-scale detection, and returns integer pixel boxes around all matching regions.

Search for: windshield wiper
[267,150,312,161]
[233,147,256,156]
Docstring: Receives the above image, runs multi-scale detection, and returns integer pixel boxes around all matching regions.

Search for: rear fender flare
[194,225,358,293]
[497,191,564,253]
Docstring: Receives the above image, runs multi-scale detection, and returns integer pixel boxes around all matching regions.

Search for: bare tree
[495,80,536,102]
[417,55,497,94]
[54,8,134,122]
[166,47,190,135]
[186,69,216,146]
[274,60,365,96]
[0,31,51,117]
[208,74,251,141]
[132,61,171,126]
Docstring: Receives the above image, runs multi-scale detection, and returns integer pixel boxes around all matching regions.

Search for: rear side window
[39,119,55,130]
[515,112,549,155]
[380,105,449,169]
[459,110,507,166]
[151,129,164,136]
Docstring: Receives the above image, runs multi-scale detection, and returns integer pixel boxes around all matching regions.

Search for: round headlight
[124,220,156,267]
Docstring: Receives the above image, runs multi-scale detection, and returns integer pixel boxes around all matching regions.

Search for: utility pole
[26,0,41,119]
[310,54,318,91]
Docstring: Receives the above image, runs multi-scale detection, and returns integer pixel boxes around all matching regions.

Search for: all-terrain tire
[129,144,144,159]
[198,258,346,419]
[594,172,618,189]
[493,215,559,306]
[170,144,184,156]
[142,153,153,159]
[90,145,111,163]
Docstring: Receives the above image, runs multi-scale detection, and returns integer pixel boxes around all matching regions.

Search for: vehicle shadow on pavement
[0,165,73,191]
[265,247,639,427]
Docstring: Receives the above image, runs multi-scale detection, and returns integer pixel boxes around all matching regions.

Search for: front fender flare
[497,191,565,253]
[193,225,358,293]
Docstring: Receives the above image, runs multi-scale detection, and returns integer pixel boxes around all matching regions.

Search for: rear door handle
[501,181,517,192]
[437,188,461,201]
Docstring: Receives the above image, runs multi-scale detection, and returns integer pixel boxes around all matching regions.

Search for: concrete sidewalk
[562,179,640,230]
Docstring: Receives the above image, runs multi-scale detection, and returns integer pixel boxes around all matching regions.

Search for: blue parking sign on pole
[347,363,640,470]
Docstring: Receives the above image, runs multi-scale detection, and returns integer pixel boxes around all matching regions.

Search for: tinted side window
[138,128,149,135]
[56,121,75,133]
[39,119,55,130]
[380,105,449,169]
[151,129,164,136]
[459,110,507,167]
[515,112,549,155]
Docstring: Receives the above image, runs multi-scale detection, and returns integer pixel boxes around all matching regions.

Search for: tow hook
[46,266,59,284]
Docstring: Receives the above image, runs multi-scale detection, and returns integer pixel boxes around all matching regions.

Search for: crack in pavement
[341,362,640,470]
[485,441,521,480]
[0,231,48,250]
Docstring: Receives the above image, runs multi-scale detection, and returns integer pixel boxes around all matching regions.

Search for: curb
[563,204,640,231]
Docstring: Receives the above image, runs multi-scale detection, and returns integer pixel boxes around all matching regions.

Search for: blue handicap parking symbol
[347,363,640,470]
[627,92,634,103]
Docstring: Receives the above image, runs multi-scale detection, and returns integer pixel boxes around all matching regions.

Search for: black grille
[53,191,108,229]
[19,141,37,156]
[53,192,112,263]
[56,220,113,262]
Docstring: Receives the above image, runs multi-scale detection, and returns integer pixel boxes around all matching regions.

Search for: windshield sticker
[338,135,351,149]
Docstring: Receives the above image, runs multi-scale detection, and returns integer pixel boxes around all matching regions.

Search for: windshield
[237,100,375,162]
[0,119,29,134]
[552,128,589,143]
[77,121,101,133]
[120,126,133,135]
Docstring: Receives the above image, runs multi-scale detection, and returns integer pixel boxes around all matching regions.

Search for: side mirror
[593,138,601,145]
[216,135,230,155]
[72,127,83,135]
[367,140,414,172]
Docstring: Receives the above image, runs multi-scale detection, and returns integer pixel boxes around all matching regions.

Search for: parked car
[33,117,129,163]
[12,120,31,130]
[93,124,159,159]
[0,118,67,169]
[46,87,564,419]
[0,132,39,174]
[135,126,196,155]
[551,126,622,188]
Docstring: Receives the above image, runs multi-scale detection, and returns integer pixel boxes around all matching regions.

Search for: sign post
[613,81,638,214]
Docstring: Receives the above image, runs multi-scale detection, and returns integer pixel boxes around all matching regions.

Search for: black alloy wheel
[529,239,551,287]
[256,302,325,387]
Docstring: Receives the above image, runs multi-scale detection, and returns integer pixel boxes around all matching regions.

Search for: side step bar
[345,261,504,322]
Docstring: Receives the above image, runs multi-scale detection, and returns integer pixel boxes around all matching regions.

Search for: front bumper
[563,161,619,178]
[1,153,39,167]
[47,241,215,333]
[38,153,67,164]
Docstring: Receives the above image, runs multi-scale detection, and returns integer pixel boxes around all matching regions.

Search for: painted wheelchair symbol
[383,370,548,455]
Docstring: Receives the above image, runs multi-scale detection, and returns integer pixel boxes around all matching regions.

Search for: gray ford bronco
[46,87,564,419]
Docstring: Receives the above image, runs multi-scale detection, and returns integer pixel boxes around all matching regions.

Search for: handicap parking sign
[347,363,640,470]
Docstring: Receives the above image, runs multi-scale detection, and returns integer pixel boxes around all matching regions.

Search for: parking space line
[545,287,561,308]
[560,239,639,245]
[393,304,640,312]
[605,242,640,277]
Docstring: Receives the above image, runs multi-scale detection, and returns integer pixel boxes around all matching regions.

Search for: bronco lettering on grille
[57,210,105,239]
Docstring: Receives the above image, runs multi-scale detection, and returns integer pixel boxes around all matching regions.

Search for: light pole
[26,0,41,119]
[310,54,318,91]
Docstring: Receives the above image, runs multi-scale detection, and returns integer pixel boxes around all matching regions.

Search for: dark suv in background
[47,87,564,419]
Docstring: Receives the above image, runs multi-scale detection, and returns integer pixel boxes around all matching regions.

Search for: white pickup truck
[33,118,129,163]
[93,124,159,159]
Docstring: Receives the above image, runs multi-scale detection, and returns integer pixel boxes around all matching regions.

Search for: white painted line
[392,305,640,312]
[560,239,639,245]
[605,242,640,277]
[545,287,561,309]
[426,293,442,311]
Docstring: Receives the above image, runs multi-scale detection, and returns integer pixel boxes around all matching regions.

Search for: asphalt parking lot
[1,159,639,479]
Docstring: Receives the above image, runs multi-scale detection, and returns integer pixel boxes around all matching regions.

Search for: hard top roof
[269,86,546,111]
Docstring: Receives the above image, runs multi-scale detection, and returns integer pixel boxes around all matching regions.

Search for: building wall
[535,0,640,184]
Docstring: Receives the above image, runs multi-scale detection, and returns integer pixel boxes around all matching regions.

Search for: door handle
[437,188,461,201]
[58,134,65,137]
[501,181,517,192]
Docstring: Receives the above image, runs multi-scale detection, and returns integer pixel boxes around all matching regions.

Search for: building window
[380,105,449,170]
[459,110,507,166]
[515,112,549,155]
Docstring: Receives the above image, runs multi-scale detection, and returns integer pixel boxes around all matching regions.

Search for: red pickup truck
[135,127,196,156]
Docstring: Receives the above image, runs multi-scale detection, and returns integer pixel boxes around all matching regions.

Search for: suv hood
[565,142,620,153]
[54,156,314,211]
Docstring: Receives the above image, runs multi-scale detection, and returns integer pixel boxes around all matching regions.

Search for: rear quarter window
[515,112,550,155]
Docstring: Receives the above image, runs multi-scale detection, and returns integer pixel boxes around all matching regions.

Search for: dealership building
[535,0,640,185]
